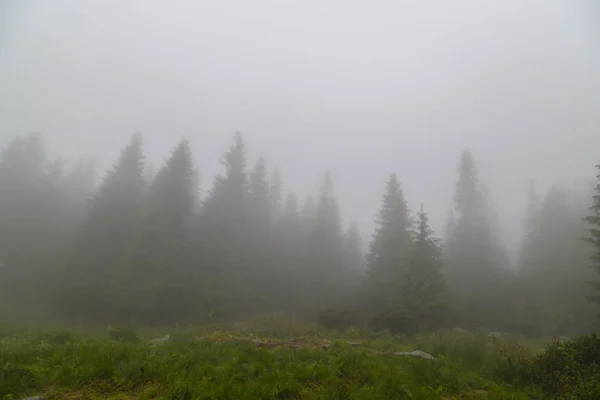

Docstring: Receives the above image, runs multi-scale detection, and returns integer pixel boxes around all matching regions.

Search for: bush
[368,310,417,336]
[0,363,39,398]
[526,334,600,399]
[318,308,361,331]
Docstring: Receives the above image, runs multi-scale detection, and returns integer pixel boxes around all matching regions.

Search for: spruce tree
[518,180,540,273]
[273,192,304,312]
[366,173,412,312]
[0,134,48,311]
[341,222,364,306]
[197,132,249,317]
[248,156,271,230]
[247,156,273,309]
[515,184,597,333]
[403,204,448,331]
[584,164,600,307]
[444,149,510,328]
[306,172,345,310]
[66,133,145,322]
[123,138,197,323]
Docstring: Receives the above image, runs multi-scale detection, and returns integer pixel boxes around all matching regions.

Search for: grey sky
[1,0,599,259]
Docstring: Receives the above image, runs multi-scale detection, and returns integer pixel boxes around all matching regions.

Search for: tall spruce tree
[65,133,145,322]
[515,184,597,333]
[366,173,413,312]
[584,164,600,308]
[272,192,303,312]
[0,134,50,314]
[518,180,540,273]
[122,138,197,324]
[403,204,448,331]
[198,132,249,317]
[247,156,274,310]
[306,172,345,310]
[444,149,511,328]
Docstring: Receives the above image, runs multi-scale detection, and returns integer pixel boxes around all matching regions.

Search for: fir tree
[66,133,145,322]
[248,156,271,230]
[444,149,511,327]
[366,173,412,312]
[119,139,198,323]
[197,132,250,316]
[403,204,448,331]
[306,172,345,310]
[0,134,49,309]
[247,156,274,310]
[584,164,600,307]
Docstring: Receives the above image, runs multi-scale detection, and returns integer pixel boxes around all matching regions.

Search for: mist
[1,0,600,336]
[2,0,599,259]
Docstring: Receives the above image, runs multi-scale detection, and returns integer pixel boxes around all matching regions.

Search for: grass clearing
[0,323,548,400]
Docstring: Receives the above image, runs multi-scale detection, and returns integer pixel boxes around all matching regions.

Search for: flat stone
[148,334,171,345]
[393,350,435,360]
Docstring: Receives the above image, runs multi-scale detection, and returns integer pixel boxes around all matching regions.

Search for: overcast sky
[1,0,599,259]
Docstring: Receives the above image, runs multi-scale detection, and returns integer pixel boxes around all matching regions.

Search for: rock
[148,334,171,345]
[393,350,436,360]
[22,397,46,400]
[488,332,503,338]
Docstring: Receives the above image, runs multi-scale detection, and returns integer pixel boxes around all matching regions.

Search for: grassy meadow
[0,317,562,400]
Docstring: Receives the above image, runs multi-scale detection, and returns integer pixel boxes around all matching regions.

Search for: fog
[1,0,600,259]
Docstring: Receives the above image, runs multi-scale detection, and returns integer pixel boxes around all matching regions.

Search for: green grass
[0,322,546,400]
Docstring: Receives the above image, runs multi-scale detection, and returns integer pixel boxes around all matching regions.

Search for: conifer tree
[66,133,145,322]
[584,164,600,307]
[197,132,249,316]
[0,134,49,308]
[366,173,412,312]
[247,156,274,309]
[444,149,510,327]
[248,156,271,231]
[305,172,345,310]
[403,204,448,331]
[273,192,305,312]
[123,138,197,323]
[518,180,540,273]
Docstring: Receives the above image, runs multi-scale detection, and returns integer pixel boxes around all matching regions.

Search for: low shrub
[0,363,39,398]
[525,334,600,399]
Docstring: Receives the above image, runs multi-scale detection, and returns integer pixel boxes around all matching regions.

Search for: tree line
[0,132,599,335]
